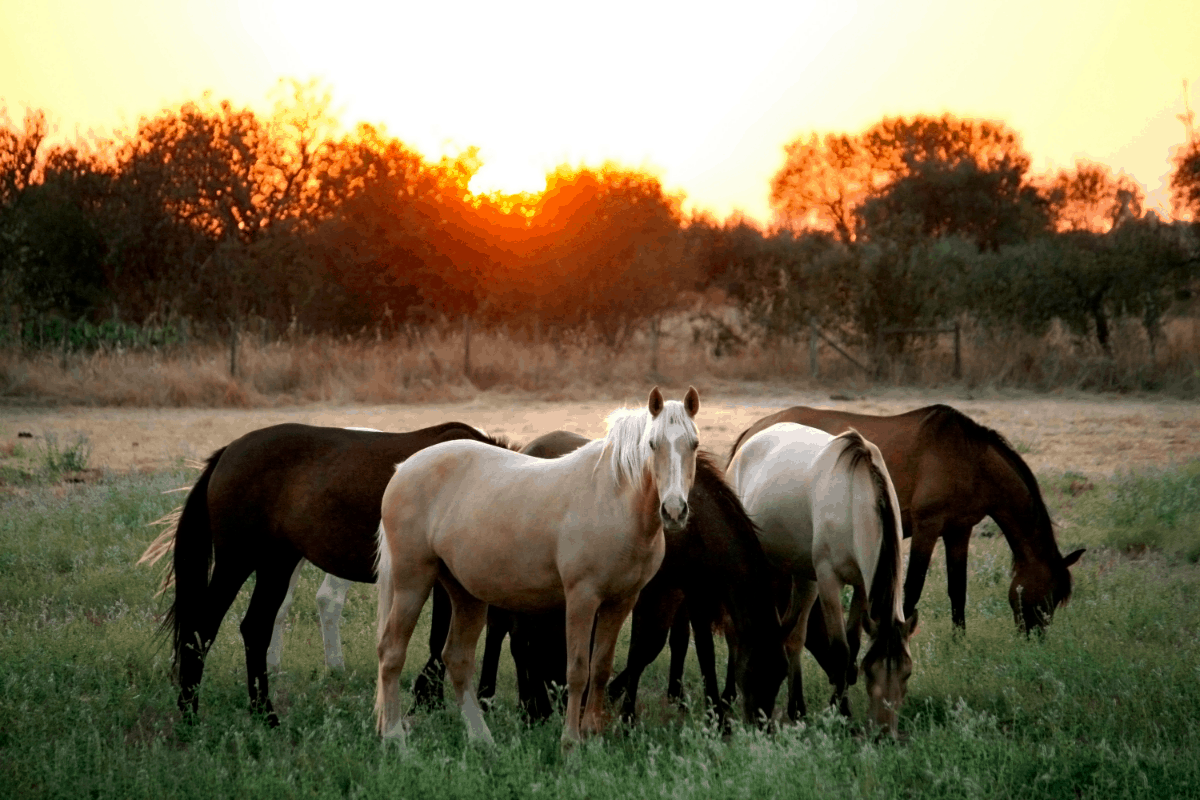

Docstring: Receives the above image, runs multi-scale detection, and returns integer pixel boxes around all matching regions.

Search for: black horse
[164,422,514,724]
[416,430,789,725]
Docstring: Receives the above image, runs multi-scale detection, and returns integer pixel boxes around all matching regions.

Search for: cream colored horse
[727,422,916,736]
[375,387,701,748]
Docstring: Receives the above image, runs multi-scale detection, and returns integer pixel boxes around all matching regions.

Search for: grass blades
[2,465,1199,798]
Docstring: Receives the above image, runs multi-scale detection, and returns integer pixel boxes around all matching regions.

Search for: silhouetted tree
[1041,160,1144,233]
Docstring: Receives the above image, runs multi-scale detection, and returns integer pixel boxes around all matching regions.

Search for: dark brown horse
[728,405,1084,632]
[419,430,788,725]
[164,422,514,724]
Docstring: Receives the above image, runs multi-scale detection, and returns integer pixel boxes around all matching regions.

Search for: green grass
[36,431,93,476]
[2,466,1199,798]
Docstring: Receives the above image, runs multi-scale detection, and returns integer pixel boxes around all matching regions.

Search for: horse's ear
[683,386,700,418]
[648,387,664,418]
[862,614,879,639]
[903,609,919,637]
[1062,548,1085,569]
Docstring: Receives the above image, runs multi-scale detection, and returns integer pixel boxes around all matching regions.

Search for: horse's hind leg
[316,573,352,670]
[241,555,303,725]
[784,580,819,722]
[942,525,972,630]
[267,560,305,674]
[412,582,450,708]
[510,612,557,721]
[178,558,254,719]
[688,601,724,718]
[437,575,493,745]
[666,605,690,704]
[477,605,512,707]
[611,583,683,720]
[376,564,436,742]
[813,567,852,715]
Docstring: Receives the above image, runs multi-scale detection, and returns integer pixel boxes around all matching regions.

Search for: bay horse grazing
[729,405,1084,632]
[375,388,701,748]
[728,423,916,735]
[456,430,786,725]
[164,422,513,724]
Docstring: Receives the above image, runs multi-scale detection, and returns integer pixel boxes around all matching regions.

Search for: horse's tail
[162,447,224,679]
[374,518,394,728]
[837,430,903,626]
[375,520,393,643]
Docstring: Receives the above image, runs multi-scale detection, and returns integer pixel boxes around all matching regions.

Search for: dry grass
[1,314,1197,408]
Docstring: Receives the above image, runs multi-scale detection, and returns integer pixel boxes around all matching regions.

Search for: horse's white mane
[603,401,697,487]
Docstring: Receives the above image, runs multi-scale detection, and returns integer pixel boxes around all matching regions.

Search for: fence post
[228,318,239,378]
[463,314,471,380]
[649,315,661,376]
[953,322,962,379]
[809,318,819,379]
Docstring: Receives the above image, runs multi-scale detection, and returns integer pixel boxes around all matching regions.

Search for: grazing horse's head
[861,610,918,738]
[1010,548,1085,632]
[643,386,701,533]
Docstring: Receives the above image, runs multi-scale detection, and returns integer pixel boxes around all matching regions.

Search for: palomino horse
[728,423,916,735]
[164,422,513,724]
[729,405,1084,632]
[375,388,701,747]
[434,430,786,725]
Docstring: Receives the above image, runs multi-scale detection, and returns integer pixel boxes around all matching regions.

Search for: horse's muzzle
[660,500,689,532]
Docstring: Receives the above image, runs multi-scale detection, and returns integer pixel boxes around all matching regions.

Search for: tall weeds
[1,314,1197,407]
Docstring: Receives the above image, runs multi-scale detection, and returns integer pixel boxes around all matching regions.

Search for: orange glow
[1,0,1198,222]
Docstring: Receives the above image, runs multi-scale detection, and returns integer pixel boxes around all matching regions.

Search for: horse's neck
[584,445,661,541]
[981,447,1056,563]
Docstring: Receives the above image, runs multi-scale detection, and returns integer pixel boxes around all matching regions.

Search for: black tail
[162,447,224,679]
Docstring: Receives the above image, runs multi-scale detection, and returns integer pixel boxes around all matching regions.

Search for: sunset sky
[1,0,1197,224]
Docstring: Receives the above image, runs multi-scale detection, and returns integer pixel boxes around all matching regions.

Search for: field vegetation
[1,458,1198,799]
[2,86,1200,404]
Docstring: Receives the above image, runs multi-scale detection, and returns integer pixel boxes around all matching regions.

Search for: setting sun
[467,157,547,197]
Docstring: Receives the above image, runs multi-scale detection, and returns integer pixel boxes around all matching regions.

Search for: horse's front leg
[562,590,602,748]
[581,595,639,737]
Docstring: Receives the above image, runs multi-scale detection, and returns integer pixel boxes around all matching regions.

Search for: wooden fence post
[953,322,962,379]
[228,318,239,378]
[809,318,819,379]
[463,314,471,380]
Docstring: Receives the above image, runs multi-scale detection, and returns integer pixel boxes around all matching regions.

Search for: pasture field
[2,393,1199,799]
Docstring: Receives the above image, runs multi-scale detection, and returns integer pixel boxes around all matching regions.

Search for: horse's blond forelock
[603,401,697,487]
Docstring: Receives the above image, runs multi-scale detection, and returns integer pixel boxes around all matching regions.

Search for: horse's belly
[434,520,566,612]
[446,556,566,613]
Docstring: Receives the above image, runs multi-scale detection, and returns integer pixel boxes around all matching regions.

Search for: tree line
[2,82,1198,366]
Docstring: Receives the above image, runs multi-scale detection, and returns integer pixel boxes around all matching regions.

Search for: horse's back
[729,423,835,574]
[382,439,612,611]
[207,423,494,582]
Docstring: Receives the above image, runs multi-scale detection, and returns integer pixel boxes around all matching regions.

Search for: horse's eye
[649,441,657,451]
